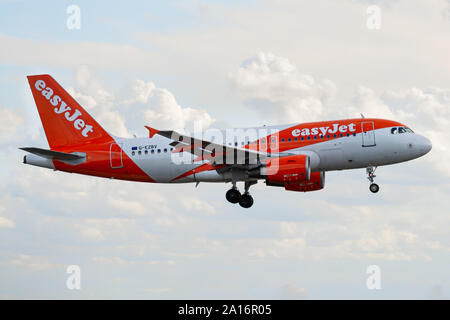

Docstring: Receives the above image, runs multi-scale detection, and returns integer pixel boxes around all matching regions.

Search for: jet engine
[260,154,311,184]
[283,171,325,192]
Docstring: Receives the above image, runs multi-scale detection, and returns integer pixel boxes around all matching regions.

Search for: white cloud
[378,87,450,175]
[107,195,147,216]
[126,79,215,131]
[348,86,394,119]
[0,216,15,229]
[92,256,172,266]
[152,217,174,227]
[66,66,215,136]
[230,52,336,123]
[0,33,168,71]
[10,254,61,271]
[83,218,137,229]
[281,284,307,299]
[0,104,23,144]
[79,227,105,241]
[180,197,215,215]
[124,80,155,104]
[66,66,131,137]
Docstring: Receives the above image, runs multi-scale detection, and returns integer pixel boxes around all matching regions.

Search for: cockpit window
[391,127,414,134]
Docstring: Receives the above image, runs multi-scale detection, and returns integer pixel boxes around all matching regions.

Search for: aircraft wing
[150,127,273,166]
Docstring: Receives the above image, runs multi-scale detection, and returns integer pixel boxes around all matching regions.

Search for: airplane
[21,75,432,208]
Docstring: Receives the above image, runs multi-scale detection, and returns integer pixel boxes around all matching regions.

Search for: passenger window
[131,151,135,156]
[301,137,304,141]
[281,138,285,142]
[307,136,311,140]
[138,151,142,155]
[327,135,330,139]
[145,150,148,154]
[288,138,291,142]
[151,149,155,154]
[157,149,161,153]
[164,148,167,153]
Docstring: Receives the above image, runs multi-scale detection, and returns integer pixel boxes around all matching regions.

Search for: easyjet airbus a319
[21,75,432,208]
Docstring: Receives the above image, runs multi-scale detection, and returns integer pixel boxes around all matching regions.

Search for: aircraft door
[361,121,376,147]
[110,143,123,169]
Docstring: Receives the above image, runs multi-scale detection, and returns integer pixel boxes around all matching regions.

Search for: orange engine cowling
[284,171,325,192]
[263,154,311,184]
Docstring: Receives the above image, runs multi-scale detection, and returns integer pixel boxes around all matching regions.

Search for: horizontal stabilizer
[20,147,85,161]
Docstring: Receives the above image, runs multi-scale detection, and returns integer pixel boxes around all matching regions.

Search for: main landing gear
[226,181,257,208]
[366,166,380,193]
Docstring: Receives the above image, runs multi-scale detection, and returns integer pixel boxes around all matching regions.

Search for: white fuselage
[114,125,431,183]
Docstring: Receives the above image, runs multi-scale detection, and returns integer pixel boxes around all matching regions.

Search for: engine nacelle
[284,171,325,192]
[261,154,311,184]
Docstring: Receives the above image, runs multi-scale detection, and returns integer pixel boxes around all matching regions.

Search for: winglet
[145,126,160,138]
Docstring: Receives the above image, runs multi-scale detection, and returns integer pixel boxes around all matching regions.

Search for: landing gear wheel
[366,166,379,194]
[239,193,254,208]
[369,183,379,193]
[226,188,241,204]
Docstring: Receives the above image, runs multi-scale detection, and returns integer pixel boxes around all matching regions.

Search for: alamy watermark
[366,265,381,290]
[366,5,381,30]
[66,5,81,30]
[66,265,81,290]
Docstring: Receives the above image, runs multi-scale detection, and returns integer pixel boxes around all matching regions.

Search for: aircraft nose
[417,135,432,156]
[424,137,432,154]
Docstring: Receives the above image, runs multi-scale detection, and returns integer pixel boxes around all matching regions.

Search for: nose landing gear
[369,183,380,193]
[366,166,379,193]
[226,181,257,208]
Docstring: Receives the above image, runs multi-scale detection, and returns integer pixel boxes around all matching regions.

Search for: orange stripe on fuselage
[244,118,404,153]
[51,140,156,183]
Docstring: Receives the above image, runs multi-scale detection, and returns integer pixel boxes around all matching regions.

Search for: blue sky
[1,0,450,299]
[0,1,239,41]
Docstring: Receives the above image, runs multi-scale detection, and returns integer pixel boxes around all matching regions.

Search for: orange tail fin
[27,74,110,148]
